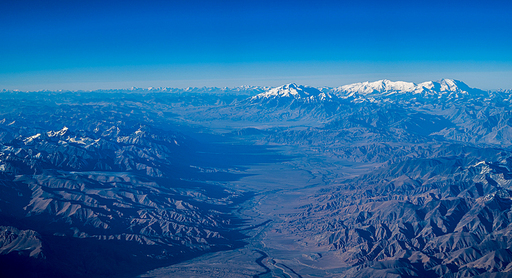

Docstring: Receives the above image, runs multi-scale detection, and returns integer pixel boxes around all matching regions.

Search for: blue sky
[1,0,512,91]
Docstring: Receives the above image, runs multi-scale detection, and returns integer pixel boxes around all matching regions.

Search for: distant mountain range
[332,79,478,96]
[246,79,493,103]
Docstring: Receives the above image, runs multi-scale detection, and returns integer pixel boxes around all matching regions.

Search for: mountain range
[1,79,512,277]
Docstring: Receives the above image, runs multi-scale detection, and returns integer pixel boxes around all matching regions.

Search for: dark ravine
[252,250,271,278]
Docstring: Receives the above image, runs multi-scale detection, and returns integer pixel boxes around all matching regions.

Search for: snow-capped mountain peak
[47,126,69,137]
[251,83,332,102]
[332,79,480,99]
[253,83,305,98]
[340,79,416,95]
[437,78,473,93]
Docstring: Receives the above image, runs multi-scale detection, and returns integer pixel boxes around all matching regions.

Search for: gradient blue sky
[1,0,512,91]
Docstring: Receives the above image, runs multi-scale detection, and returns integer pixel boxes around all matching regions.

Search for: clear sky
[1,0,512,91]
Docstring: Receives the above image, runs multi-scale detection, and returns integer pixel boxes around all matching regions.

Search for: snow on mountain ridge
[251,83,332,101]
[340,79,417,95]
[341,79,452,93]
[327,79,483,100]
[253,79,479,103]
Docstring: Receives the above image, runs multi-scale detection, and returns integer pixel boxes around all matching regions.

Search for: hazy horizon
[2,0,512,91]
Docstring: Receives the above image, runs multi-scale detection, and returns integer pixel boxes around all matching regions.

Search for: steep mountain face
[0,226,43,258]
